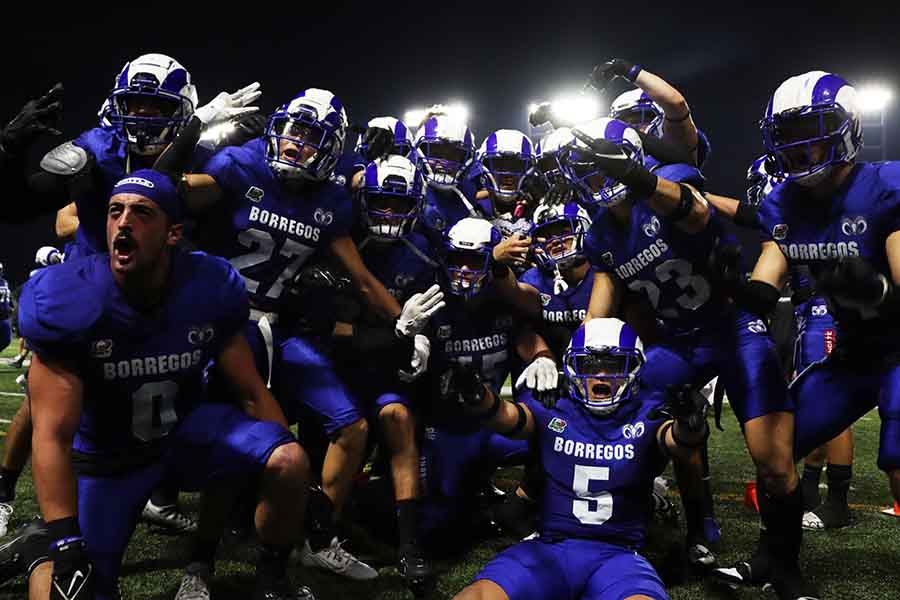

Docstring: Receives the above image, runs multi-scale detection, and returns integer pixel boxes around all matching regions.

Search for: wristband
[666,184,695,222]
[47,516,81,543]
[626,64,643,82]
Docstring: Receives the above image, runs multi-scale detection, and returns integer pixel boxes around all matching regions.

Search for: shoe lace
[160,505,197,529]
[176,574,209,599]
[323,539,356,567]
[0,503,13,518]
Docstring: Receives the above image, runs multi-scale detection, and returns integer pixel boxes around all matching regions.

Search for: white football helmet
[531,201,592,271]
[442,217,501,298]
[535,127,575,186]
[103,54,198,156]
[477,129,536,202]
[760,71,862,187]
[564,318,645,415]
[355,116,416,159]
[415,115,475,189]
[609,89,663,134]
[360,155,426,240]
[266,88,348,181]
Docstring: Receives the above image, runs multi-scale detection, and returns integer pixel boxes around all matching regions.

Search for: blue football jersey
[429,292,518,413]
[520,265,592,358]
[585,200,732,332]
[419,179,483,244]
[18,251,248,460]
[758,162,900,350]
[200,138,354,312]
[523,390,668,546]
[0,277,10,320]
[71,128,130,254]
[357,232,439,305]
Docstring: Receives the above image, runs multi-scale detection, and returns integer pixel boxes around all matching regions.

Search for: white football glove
[399,334,431,382]
[194,82,262,127]
[395,284,445,338]
[515,356,558,392]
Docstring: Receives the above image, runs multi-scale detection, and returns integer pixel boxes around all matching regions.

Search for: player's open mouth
[282,147,300,161]
[591,382,612,399]
[113,236,136,264]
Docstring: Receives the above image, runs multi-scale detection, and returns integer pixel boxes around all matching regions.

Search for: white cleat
[175,562,211,600]
[0,504,12,537]
[141,500,198,533]
[299,537,378,580]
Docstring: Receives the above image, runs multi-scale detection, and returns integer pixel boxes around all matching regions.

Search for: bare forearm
[494,266,541,318]
[357,276,401,319]
[646,178,709,234]
[32,434,78,521]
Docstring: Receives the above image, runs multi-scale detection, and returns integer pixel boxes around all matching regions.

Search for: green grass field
[0,340,897,599]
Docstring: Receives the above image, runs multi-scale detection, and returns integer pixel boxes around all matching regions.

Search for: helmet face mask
[562,121,642,207]
[445,248,491,297]
[361,155,425,240]
[266,89,347,182]
[565,347,642,415]
[531,204,590,271]
[104,54,196,157]
[610,90,662,135]
[420,140,471,186]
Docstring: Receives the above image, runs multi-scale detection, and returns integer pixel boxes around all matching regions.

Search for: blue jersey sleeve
[202,146,247,203]
[875,161,900,232]
[584,218,615,275]
[18,260,106,361]
[755,186,785,243]
[319,184,354,243]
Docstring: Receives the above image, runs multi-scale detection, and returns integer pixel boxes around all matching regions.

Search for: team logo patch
[840,216,867,236]
[548,417,567,433]
[90,339,114,359]
[245,186,264,203]
[643,216,661,238]
[772,224,789,241]
[811,304,828,317]
[747,319,767,334]
[540,293,552,306]
[314,208,334,225]
[623,422,645,439]
[600,251,615,267]
[117,176,154,189]
[437,325,452,339]
[188,324,215,345]
[331,173,347,187]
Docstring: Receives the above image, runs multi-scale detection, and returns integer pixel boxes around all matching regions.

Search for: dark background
[2,4,899,285]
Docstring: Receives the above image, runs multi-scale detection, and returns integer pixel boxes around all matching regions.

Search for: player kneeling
[19,170,313,600]
[451,318,708,600]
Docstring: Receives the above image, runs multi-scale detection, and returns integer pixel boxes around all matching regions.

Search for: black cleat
[802,500,851,530]
[253,576,316,600]
[712,550,773,588]
[770,563,821,600]
[398,543,432,597]
[0,517,50,586]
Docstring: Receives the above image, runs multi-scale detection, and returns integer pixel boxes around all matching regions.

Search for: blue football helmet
[562,118,644,207]
[442,217,502,298]
[360,155,426,240]
[531,201,591,271]
[355,116,417,159]
[760,71,862,187]
[266,88,348,181]
[535,127,575,187]
[103,54,198,156]
[477,129,536,204]
[564,318,644,416]
[415,115,475,189]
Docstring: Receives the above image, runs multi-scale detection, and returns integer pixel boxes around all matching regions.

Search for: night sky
[2,4,899,285]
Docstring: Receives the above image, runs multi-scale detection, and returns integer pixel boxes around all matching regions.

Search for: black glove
[279,263,352,332]
[545,180,575,206]
[662,384,709,434]
[528,102,555,128]
[226,112,267,147]
[1,83,64,154]
[707,243,744,292]
[817,256,890,310]
[440,363,487,408]
[567,129,658,198]
[49,536,94,600]
[361,126,394,162]
[588,58,640,90]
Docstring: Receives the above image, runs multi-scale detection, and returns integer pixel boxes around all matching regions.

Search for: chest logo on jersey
[811,304,828,317]
[90,339,114,359]
[600,252,615,267]
[437,325,452,340]
[622,422,645,439]
[245,186,265,203]
[314,208,334,226]
[747,319,768,334]
[331,173,347,187]
[548,417,567,433]
[540,293,552,307]
[772,224,789,241]
[188,324,215,346]
[840,216,867,236]
[643,216,661,238]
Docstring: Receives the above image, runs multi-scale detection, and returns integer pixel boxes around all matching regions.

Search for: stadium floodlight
[857,84,893,113]
[549,93,600,125]
[404,107,428,128]
[404,102,470,130]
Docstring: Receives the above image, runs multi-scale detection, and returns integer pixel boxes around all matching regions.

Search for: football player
[738,71,899,558]
[334,154,441,588]
[563,121,810,598]
[451,318,709,600]
[19,170,314,600]
[418,217,557,548]
[589,58,711,168]
[416,115,486,244]
[174,88,412,580]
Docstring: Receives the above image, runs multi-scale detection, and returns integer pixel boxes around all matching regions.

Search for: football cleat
[713,551,773,588]
[299,537,378,580]
[0,517,49,587]
[174,562,211,600]
[141,500,198,533]
[398,543,431,597]
[802,501,851,530]
[686,541,716,570]
[253,577,316,600]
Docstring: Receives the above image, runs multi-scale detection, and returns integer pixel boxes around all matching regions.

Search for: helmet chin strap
[794,164,834,188]
[553,263,569,294]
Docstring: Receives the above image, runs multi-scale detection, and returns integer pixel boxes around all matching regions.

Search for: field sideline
[0,340,897,599]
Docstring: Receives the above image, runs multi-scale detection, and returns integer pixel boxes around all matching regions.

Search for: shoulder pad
[40,141,88,176]
[874,161,900,190]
